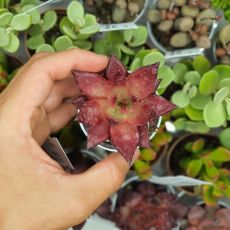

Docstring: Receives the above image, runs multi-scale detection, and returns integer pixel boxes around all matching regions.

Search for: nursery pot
[80,116,162,152]
[165,133,220,196]
[147,0,217,59]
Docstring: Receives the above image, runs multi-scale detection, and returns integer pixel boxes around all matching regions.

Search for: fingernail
[131,149,140,166]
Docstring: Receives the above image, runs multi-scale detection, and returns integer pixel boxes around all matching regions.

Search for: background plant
[170,55,230,132]
[179,137,230,206]
[211,0,230,22]
[26,1,99,53]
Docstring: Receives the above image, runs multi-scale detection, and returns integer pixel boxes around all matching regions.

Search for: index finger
[3,49,108,109]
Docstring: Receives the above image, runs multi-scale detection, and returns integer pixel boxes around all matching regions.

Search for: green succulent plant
[170,55,230,131]
[29,1,100,53]
[179,136,230,206]
[0,0,38,53]
[211,0,230,22]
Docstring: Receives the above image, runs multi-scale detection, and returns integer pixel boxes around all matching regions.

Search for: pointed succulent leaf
[214,65,230,80]
[106,56,127,83]
[171,90,190,108]
[191,138,205,154]
[73,71,109,98]
[140,148,156,161]
[41,10,57,32]
[186,158,203,178]
[36,44,55,53]
[157,65,175,89]
[190,91,212,110]
[199,70,219,95]
[54,35,73,51]
[26,34,45,50]
[145,95,176,117]
[0,28,9,47]
[111,123,139,164]
[137,124,150,148]
[20,4,40,24]
[192,55,211,76]
[87,119,109,149]
[0,12,13,26]
[124,26,148,47]
[67,1,84,25]
[128,63,159,99]
[220,128,230,149]
[68,96,87,109]
[204,101,226,128]
[142,51,165,67]
[173,62,188,85]
[3,32,19,53]
[10,14,31,31]
[214,87,229,104]
[185,105,203,121]
[206,147,230,162]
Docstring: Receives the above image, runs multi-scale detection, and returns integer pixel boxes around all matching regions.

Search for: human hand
[0,49,138,230]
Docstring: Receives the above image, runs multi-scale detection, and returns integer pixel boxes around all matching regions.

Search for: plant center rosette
[71,56,175,164]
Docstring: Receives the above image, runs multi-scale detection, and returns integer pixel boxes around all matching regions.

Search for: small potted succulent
[26,1,99,55]
[97,176,188,230]
[214,23,230,65]
[186,202,230,229]
[147,0,217,53]
[70,56,176,164]
[166,133,230,206]
[83,0,146,24]
[168,55,230,131]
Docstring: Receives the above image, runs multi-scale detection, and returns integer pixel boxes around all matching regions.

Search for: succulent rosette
[72,56,175,164]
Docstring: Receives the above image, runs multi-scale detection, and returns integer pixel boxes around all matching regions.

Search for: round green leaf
[173,62,188,85]
[143,51,165,67]
[129,57,142,71]
[174,117,187,130]
[84,14,97,27]
[10,14,31,31]
[28,24,42,36]
[3,32,19,53]
[0,12,13,27]
[185,121,209,133]
[67,1,84,26]
[26,34,45,50]
[54,35,73,51]
[190,91,212,110]
[124,26,148,47]
[184,71,201,85]
[74,40,92,50]
[119,44,135,55]
[0,28,10,47]
[135,49,153,59]
[158,65,175,89]
[21,4,40,24]
[192,55,211,76]
[60,16,77,40]
[41,10,57,32]
[214,87,229,104]
[79,23,99,35]
[220,128,230,149]
[214,65,230,80]
[106,31,124,43]
[220,78,230,95]
[199,70,219,95]
[185,105,203,121]
[36,44,55,53]
[171,90,190,108]
[204,101,226,128]
[188,85,198,98]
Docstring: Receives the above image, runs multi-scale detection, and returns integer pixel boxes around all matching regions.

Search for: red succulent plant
[71,56,175,164]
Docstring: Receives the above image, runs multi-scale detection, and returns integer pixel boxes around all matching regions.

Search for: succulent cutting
[71,56,175,164]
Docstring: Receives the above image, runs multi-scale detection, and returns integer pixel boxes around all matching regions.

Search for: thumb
[67,150,140,220]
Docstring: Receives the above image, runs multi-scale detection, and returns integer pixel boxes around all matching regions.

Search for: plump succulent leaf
[3,32,19,53]
[206,147,230,162]
[20,4,40,25]
[214,87,229,104]
[140,148,157,161]
[191,138,205,154]
[36,44,55,53]
[173,62,188,85]
[186,158,203,178]
[60,16,77,40]
[185,105,203,121]
[157,65,175,89]
[190,92,212,110]
[0,12,13,26]
[184,71,201,85]
[214,65,230,80]
[142,51,165,67]
[54,35,73,51]
[41,10,57,32]
[220,128,230,149]
[171,90,190,108]
[0,28,9,47]
[26,34,45,50]
[10,14,31,31]
[192,55,211,76]
[67,1,84,26]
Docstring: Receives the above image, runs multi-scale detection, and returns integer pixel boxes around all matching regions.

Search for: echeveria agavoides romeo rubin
[72,56,176,164]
